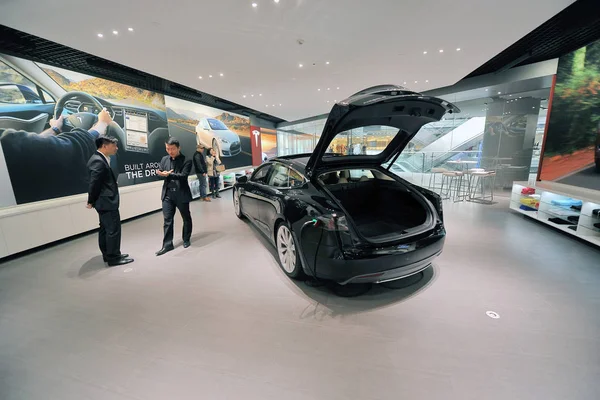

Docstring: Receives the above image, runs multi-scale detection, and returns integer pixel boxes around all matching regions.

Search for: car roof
[271,154,309,173]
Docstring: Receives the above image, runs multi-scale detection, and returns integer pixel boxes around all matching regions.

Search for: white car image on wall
[195,118,242,157]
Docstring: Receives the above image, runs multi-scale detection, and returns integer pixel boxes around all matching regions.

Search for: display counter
[510,181,600,247]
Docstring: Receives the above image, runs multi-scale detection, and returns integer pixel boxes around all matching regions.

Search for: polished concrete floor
[1,190,600,400]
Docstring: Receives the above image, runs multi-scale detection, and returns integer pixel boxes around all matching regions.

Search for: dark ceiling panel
[0,24,285,124]
[465,0,600,78]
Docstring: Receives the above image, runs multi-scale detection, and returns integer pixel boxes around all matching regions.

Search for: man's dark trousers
[162,189,192,247]
[98,209,122,259]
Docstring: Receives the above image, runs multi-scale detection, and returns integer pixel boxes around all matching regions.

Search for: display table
[510,181,600,247]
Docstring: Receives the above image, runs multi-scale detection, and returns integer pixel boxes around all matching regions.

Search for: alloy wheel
[277,225,296,273]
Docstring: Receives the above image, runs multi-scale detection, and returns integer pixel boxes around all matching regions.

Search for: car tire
[233,188,245,219]
[275,222,305,280]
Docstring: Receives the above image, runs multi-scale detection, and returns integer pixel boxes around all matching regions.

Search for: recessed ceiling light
[456,48,461,51]
[266,105,269,107]
[299,63,303,68]
[327,101,330,103]
[128,28,134,32]
[199,76,203,79]
[423,51,428,55]
[326,61,330,65]
[252,3,258,8]
[272,104,275,107]
[425,80,429,83]
[220,73,224,77]
[97,33,103,38]
[279,103,282,106]
[243,95,246,98]
[209,75,213,78]
[498,92,501,94]
[439,49,444,53]
[327,88,330,91]
[414,81,418,83]
[318,88,321,91]
[336,87,340,90]
[113,30,118,35]
[251,94,254,97]
[259,94,262,96]
[274,0,280,3]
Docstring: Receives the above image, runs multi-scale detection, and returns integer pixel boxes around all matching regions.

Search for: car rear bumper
[311,232,445,285]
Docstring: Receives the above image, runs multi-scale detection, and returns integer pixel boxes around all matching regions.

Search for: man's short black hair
[166,137,180,147]
[95,135,118,149]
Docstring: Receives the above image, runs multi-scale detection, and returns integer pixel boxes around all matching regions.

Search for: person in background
[86,121,134,267]
[192,143,210,202]
[155,138,193,256]
[206,147,222,199]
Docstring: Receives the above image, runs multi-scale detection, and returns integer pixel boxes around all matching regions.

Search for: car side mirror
[237,175,248,184]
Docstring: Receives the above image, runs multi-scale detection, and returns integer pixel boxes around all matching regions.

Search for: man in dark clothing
[86,112,134,267]
[192,143,210,202]
[0,115,100,205]
[156,137,193,256]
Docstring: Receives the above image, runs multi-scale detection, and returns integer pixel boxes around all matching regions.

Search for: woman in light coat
[206,147,222,198]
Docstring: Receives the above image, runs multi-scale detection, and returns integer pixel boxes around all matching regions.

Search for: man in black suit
[87,123,134,267]
[155,137,193,256]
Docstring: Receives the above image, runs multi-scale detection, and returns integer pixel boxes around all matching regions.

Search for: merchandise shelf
[510,182,600,248]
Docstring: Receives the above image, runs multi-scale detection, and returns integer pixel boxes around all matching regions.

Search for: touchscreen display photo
[125,111,149,152]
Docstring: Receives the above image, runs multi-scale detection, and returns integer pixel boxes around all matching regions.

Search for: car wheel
[276,222,304,279]
[233,188,244,219]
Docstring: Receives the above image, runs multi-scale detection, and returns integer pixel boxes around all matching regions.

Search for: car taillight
[317,214,349,231]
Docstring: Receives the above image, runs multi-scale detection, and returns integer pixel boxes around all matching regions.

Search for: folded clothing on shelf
[521,187,536,195]
[520,198,539,208]
[551,198,583,207]
[548,217,573,225]
[520,204,538,212]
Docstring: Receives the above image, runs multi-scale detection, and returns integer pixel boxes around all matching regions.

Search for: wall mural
[0,53,256,208]
[539,39,600,191]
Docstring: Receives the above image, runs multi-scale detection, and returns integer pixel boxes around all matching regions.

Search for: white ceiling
[0,0,575,121]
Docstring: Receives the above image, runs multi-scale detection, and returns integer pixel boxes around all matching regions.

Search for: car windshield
[324,125,399,157]
[207,119,228,130]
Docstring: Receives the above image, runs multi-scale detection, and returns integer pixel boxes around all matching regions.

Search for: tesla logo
[252,129,260,147]
[77,116,83,124]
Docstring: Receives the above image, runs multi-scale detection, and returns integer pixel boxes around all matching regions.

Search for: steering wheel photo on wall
[54,91,126,145]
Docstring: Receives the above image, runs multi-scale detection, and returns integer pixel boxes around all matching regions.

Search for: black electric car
[233,85,459,285]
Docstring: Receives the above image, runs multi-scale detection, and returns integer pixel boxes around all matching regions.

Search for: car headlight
[219,137,230,144]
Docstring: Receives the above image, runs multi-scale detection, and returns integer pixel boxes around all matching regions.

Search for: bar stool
[428,167,448,191]
[469,171,496,203]
[440,171,465,201]
[464,168,485,200]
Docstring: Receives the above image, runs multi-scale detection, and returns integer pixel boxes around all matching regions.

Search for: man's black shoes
[107,257,134,267]
[103,254,129,263]
[156,245,175,256]
[183,241,191,249]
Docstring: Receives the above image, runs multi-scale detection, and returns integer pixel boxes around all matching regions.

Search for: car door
[0,61,56,133]
[240,163,272,224]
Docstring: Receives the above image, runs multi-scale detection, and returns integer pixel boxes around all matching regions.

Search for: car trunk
[325,178,432,242]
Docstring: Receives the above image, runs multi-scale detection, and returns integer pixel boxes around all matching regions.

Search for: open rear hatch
[308,85,459,244]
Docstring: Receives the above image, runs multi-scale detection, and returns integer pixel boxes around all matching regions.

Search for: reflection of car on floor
[195,117,241,158]
[233,85,457,285]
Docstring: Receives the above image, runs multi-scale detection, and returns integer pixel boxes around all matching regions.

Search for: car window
[288,168,305,188]
[0,84,27,104]
[251,164,271,184]
[349,169,374,180]
[326,125,399,158]
[41,89,55,103]
[268,164,289,188]
[207,119,228,130]
[201,119,210,130]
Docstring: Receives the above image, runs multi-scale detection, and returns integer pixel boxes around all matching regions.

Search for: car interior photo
[1,1,600,399]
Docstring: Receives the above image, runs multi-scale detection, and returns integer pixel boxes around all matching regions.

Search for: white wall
[0,181,164,258]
